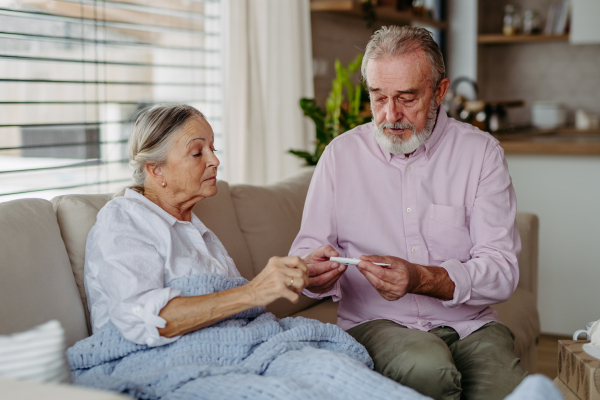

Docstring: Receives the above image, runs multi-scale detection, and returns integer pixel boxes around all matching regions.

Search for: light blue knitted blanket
[67,273,429,400]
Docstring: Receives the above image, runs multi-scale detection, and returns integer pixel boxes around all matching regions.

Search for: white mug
[573,320,598,340]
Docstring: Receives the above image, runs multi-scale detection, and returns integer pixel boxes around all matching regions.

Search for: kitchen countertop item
[532,101,566,129]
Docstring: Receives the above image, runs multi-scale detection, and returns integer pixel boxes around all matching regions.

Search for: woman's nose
[208,151,220,168]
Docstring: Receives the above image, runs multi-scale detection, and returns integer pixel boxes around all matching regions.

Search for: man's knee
[452,323,527,400]
[378,336,462,400]
[347,321,462,399]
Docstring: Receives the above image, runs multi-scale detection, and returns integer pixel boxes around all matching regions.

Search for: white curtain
[222,0,314,185]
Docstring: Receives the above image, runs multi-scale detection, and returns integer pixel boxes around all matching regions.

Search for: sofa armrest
[515,212,539,304]
[0,377,129,400]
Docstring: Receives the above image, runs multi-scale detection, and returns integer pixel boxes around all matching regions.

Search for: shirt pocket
[427,204,473,262]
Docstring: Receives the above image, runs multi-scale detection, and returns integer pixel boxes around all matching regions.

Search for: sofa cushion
[192,181,254,281]
[291,298,338,325]
[515,213,539,299]
[51,193,113,334]
[491,287,540,359]
[0,199,88,348]
[229,168,319,317]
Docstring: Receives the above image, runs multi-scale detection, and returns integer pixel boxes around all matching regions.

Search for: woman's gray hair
[128,103,205,191]
[361,25,446,91]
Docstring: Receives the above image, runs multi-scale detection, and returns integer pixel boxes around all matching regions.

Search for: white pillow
[0,320,70,383]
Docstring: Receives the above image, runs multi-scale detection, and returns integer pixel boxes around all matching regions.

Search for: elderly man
[289,26,527,400]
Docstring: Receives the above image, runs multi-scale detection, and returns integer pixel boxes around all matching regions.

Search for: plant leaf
[288,149,317,166]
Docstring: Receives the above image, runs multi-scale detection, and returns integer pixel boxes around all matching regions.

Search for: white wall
[506,155,600,335]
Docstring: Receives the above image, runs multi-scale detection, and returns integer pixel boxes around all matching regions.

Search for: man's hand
[304,245,347,293]
[357,254,455,301]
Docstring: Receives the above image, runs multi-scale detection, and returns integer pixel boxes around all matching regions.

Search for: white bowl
[531,101,566,129]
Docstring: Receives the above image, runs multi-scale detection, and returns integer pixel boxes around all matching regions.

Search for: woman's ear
[145,162,164,186]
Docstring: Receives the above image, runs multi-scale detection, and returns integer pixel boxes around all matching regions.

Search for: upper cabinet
[309,0,447,30]
[570,0,600,44]
[477,0,600,45]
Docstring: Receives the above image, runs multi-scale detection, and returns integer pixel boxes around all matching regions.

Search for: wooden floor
[536,334,571,378]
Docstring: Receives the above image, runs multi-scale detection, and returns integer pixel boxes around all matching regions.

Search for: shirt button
[420,321,426,326]
[411,247,417,253]
[427,151,431,157]
[407,166,412,171]
[407,207,412,213]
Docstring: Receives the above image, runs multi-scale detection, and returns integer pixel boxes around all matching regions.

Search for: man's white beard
[372,100,439,155]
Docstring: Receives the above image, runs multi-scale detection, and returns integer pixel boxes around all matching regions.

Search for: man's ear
[435,78,450,106]
[145,162,164,185]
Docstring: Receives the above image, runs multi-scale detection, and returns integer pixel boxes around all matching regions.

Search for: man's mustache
[378,122,416,131]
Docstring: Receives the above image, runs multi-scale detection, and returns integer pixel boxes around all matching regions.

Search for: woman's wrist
[242,281,261,308]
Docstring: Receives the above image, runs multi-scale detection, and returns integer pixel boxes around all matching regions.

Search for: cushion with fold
[229,168,318,318]
[515,213,539,297]
[0,320,69,384]
[291,298,338,325]
[0,198,88,348]
[491,287,540,358]
[192,181,254,281]
[51,194,113,334]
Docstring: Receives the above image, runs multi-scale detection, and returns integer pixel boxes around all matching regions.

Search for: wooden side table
[554,377,582,400]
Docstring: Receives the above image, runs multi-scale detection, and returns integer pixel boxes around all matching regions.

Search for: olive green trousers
[346,320,527,400]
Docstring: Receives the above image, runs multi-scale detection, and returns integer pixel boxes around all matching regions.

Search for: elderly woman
[84,104,309,347]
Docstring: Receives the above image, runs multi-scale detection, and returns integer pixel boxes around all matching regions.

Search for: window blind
[0,0,223,202]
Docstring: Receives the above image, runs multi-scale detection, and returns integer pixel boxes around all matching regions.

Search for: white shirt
[84,189,241,347]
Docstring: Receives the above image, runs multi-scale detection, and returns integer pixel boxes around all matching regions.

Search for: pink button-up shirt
[289,110,521,339]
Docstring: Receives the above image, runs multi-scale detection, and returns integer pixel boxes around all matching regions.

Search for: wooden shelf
[478,34,569,44]
[494,130,600,155]
[310,0,447,30]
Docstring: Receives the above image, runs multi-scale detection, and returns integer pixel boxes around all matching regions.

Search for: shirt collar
[422,107,449,159]
[124,188,208,235]
[376,107,449,162]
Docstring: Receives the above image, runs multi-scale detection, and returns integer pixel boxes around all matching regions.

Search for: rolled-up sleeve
[441,143,521,308]
[87,207,182,347]
[290,147,344,301]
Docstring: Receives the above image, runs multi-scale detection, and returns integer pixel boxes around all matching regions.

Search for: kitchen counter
[492,127,600,156]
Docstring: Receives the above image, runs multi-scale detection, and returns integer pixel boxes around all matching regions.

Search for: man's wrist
[407,263,426,294]
[408,264,454,301]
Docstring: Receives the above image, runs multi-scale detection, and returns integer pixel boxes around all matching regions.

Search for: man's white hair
[361,25,446,91]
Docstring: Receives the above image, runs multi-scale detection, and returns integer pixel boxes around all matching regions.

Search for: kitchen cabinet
[571,0,600,44]
[477,33,568,44]
[309,0,447,30]
[474,0,600,128]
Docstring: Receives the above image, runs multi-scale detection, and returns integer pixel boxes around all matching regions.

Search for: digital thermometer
[330,257,391,267]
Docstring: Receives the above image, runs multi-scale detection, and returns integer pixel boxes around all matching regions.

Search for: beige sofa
[0,168,540,398]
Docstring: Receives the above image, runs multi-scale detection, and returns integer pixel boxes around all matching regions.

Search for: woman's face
[160,117,220,204]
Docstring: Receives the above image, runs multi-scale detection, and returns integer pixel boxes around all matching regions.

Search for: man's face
[367,50,448,145]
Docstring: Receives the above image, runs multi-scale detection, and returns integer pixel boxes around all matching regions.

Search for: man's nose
[385,100,403,124]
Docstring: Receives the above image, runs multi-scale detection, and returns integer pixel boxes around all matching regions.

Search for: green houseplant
[289,54,372,166]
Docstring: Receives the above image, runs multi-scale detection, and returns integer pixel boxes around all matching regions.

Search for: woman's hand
[159,257,308,338]
[247,256,309,307]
